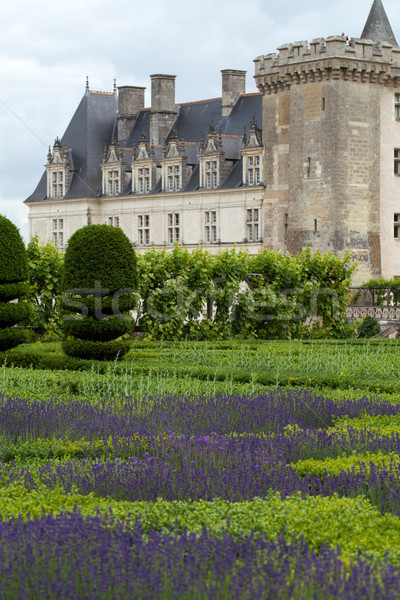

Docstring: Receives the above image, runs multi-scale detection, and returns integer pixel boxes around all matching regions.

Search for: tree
[0,216,33,350]
[60,224,137,360]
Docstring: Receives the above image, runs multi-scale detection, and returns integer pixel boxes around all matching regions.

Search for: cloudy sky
[1,0,398,241]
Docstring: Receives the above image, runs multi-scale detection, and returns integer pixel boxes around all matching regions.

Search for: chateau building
[25,0,400,283]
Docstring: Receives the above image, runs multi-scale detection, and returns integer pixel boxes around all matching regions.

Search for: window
[247,155,261,186]
[107,171,120,196]
[51,171,64,198]
[284,213,288,241]
[314,219,318,233]
[205,211,217,243]
[166,164,181,192]
[108,216,120,227]
[138,167,151,194]
[322,97,326,111]
[168,213,180,243]
[138,214,150,245]
[247,208,259,242]
[395,94,400,120]
[395,214,400,239]
[395,149,400,175]
[52,218,64,247]
[205,160,218,189]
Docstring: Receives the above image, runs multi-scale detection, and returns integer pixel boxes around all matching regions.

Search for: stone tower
[254,0,400,283]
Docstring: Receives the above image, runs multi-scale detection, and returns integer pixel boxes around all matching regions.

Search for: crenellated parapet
[254,35,400,93]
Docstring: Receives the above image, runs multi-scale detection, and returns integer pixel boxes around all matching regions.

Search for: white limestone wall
[27,186,264,255]
[380,86,400,278]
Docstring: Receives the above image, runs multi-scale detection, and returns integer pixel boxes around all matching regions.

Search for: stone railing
[346,287,400,321]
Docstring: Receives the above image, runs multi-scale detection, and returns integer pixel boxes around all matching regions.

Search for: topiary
[358,315,381,338]
[0,215,33,350]
[60,224,137,360]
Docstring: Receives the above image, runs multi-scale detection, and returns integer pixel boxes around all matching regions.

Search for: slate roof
[25,91,117,202]
[361,0,398,47]
[25,89,262,203]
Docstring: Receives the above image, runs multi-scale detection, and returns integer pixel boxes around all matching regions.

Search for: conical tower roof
[361,0,398,47]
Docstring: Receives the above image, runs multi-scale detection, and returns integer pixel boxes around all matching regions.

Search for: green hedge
[0,283,29,302]
[0,328,34,351]
[62,225,137,292]
[61,314,132,341]
[62,337,130,360]
[0,303,32,328]
[0,216,28,284]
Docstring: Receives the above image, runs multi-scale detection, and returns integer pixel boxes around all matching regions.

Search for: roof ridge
[177,97,222,107]
[239,92,262,97]
[89,90,115,96]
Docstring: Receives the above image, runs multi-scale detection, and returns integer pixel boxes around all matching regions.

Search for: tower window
[322,97,326,111]
[394,214,400,238]
[395,150,400,175]
[395,94,400,120]
[284,213,288,241]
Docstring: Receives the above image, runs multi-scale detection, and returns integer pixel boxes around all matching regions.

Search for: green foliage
[137,246,355,340]
[61,314,132,341]
[358,316,381,338]
[25,237,64,338]
[0,283,29,302]
[0,329,34,351]
[0,216,31,351]
[62,338,130,360]
[0,303,32,328]
[0,216,28,284]
[62,224,137,292]
[61,225,137,361]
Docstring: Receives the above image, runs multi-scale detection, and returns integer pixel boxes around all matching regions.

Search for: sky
[1,0,399,242]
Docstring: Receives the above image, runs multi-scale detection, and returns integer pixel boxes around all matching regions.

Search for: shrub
[0,216,32,350]
[358,316,381,338]
[26,236,64,339]
[61,225,137,360]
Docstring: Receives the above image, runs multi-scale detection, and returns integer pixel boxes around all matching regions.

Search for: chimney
[221,69,246,117]
[150,74,177,145]
[117,86,146,142]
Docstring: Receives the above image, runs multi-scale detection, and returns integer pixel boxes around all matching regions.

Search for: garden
[1,216,400,598]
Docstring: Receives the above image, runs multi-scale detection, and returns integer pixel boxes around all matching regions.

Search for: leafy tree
[25,237,64,340]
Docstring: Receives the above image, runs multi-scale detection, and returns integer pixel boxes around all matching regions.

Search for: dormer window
[46,138,72,200]
[107,170,120,196]
[247,155,261,186]
[161,129,191,193]
[138,168,151,193]
[198,124,230,190]
[102,139,125,196]
[205,161,218,189]
[132,134,158,195]
[241,119,263,187]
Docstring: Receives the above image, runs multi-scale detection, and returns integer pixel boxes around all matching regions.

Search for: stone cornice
[255,57,400,94]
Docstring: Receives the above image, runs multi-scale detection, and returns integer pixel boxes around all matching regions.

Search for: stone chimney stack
[150,74,177,145]
[117,86,146,142]
[221,70,246,117]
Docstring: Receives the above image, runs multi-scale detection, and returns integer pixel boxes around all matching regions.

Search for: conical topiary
[60,224,137,360]
[0,215,33,350]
